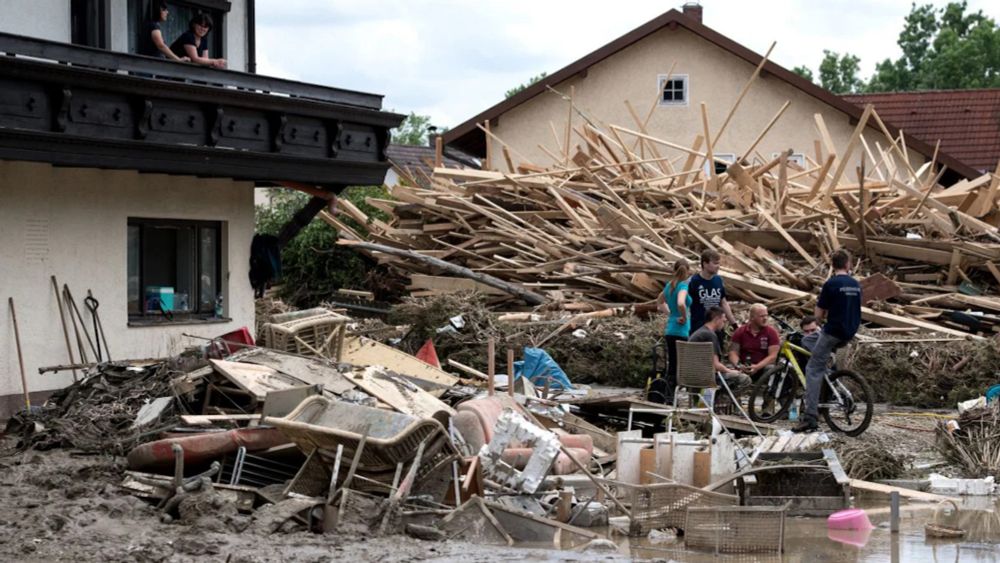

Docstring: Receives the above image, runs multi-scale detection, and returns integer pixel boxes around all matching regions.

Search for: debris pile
[388,292,662,387]
[7,361,180,454]
[843,338,1000,407]
[5,295,996,559]
[827,434,910,481]
[937,402,1000,479]
[329,106,1000,342]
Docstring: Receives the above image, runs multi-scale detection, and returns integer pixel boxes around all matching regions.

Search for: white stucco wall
[109,0,129,52]
[492,26,926,173]
[0,0,71,42]
[0,160,255,412]
[225,0,248,72]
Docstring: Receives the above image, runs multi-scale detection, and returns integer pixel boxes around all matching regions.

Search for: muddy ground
[0,439,625,563]
[0,405,961,563]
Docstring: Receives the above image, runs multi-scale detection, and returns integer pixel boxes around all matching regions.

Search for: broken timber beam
[338,240,549,306]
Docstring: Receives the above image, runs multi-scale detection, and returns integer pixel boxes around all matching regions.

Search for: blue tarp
[513,347,573,390]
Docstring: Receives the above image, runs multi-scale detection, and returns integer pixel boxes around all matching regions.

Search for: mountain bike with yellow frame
[747,319,874,436]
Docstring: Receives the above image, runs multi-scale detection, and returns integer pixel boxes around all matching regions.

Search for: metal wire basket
[684,504,789,554]
[613,481,738,535]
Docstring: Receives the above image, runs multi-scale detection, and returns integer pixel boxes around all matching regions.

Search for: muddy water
[593,497,1000,562]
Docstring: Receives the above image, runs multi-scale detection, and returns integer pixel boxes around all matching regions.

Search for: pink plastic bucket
[827,508,874,530]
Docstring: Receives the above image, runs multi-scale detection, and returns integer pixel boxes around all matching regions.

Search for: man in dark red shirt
[728,303,780,380]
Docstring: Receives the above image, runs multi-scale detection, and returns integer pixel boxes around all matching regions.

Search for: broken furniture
[684,503,789,554]
[736,450,851,516]
[265,395,458,499]
[454,395,593,478]
[341,334,459,396]
[262,308,349,360]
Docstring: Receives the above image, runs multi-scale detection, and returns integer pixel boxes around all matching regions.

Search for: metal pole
[8,297,31,409]
[487,337,495,396]
[507,348,515,397]
[51,276,78,382]
[890,491,900,533]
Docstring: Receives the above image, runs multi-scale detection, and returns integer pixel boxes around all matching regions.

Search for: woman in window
[170,13,227,69]
[139,1,187,61]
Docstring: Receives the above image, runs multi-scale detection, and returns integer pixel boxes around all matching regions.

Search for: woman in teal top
[653,259,691,403]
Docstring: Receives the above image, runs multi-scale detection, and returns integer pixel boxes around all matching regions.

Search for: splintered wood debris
[331,102,1000,339]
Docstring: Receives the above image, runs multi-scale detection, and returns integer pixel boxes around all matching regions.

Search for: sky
[255,0,996,128]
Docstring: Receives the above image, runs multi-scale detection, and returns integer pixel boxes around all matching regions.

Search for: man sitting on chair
[728,303,780,381]
[689,306,751,390]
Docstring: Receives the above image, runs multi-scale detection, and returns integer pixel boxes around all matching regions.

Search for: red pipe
[127,427,290,471]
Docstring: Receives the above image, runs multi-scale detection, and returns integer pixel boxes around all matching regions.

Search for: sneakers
[792,418,819,433]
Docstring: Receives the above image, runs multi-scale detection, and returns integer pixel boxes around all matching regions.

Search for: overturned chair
[265,395,458,501]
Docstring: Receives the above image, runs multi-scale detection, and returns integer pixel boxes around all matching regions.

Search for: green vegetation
[255,185,398,305]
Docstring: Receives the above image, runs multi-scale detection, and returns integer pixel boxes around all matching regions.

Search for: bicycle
[746,319,874,436]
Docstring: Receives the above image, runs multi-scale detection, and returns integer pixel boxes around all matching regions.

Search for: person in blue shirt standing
[794,249,862,433]
[688,249,738,340]
[138,2,188,62]
[652,259,691,403]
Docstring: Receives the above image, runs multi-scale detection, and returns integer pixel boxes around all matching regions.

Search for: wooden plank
[858,273,902,304]
[723,271,981,338]
[986,261,1000,286]
[342,335,459,392]
[757,208,819,267]
[181,414,261,425]
[823,104,874,201]
[235,349,356,395]
[849,479,958,503]
[348,365,455,421]
[209,359,303,401]
[408,274,506,296]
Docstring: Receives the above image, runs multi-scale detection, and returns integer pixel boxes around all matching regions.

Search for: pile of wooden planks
[325,103,1000,339]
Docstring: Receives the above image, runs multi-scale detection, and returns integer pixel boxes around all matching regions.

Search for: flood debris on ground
[3,298,998,562]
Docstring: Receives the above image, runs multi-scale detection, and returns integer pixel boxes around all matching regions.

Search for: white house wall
[492,26,926,173]
[0,160,255,417]
[0,0,71,42]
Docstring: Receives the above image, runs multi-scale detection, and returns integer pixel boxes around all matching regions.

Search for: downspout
[247,0,256,73]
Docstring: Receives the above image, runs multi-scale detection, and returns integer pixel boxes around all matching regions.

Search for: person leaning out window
[139,2,187,62]
[170,14,227,69]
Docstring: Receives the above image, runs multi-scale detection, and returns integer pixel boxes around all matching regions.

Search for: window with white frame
[658,74,688,106]
[771,152,806,168]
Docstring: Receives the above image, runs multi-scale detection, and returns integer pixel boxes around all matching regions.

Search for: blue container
[145,286,175,312]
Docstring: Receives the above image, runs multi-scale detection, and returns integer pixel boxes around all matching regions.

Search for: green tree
[791,65,815,83]
[505,71,549,98]
[818,50,863,93]
[867,1,1000,91]
[255,185,400,305]
[391,112,433,146]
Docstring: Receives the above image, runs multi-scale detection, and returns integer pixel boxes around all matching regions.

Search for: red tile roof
[843,89,1000,173]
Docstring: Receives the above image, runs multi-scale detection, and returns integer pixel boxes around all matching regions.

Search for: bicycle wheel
[747,364,796,423]
[820,370,874,436]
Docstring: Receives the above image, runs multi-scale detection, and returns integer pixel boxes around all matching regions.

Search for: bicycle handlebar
[775,317,796,333]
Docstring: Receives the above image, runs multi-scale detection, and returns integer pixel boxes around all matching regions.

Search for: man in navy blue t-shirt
[794,249,862,433]
[688,249,738,337]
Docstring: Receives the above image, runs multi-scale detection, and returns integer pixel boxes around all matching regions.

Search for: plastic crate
[262,309,349,360]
